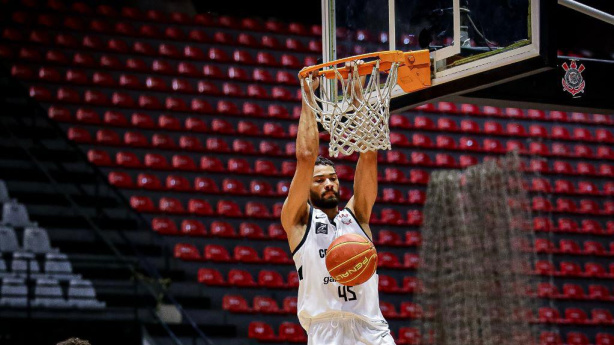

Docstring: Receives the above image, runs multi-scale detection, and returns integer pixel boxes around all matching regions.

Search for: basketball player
[281,66,396,345]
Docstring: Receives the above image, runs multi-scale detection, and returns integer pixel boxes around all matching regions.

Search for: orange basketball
[325,233,378,286]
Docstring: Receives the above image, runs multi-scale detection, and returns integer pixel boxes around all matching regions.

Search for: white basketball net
[301,61,400,157]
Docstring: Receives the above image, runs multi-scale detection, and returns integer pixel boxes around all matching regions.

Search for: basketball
[325,234,378,286]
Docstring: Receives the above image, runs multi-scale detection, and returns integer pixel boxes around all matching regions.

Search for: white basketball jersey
[292,206,387,330]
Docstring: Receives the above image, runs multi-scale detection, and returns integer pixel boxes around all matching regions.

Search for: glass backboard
[323,0,555,111]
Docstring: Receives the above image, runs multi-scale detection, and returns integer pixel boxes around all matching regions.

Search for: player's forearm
[296,100,319,160]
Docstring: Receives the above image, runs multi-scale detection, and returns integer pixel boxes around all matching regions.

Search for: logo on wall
[562,60,585,97]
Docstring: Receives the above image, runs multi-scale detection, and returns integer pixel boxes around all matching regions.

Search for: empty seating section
[2,1,614,343]
[0,180,105,310]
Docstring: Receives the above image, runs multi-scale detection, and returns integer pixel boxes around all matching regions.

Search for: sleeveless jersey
[292,206,387,330]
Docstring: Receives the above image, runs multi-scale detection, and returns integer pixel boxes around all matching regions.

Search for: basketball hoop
[300,50,431,157]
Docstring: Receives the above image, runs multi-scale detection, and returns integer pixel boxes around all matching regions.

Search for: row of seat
[12,0,323,37]
[5,45,313,77]
[176,242,419,270]
[390,132,614,160]
[5,26,324,55]
[526,159,613,177]
[5,30,317,69]
[30,87,299,112]
[197,267,298,289]
[134,195,426,226]
[69,125,614,163]
[394,115,614,141]
[224,294,297,315]
[531,197,614,216]
[535,282,614,301]
[534,238,614,256]
[175,243,293,265]
[110,171,431,207]
[248,321,306,343]
[530,178,614,196]
[0,224,55,253]
[85,148,614,182]
[540,331,614,345]
[153,216,425,248]
[533,217,614,235]
[416,103,613,125]
[534,260,614,278]
[537,306,614,325]
[0,277,105,309]
[13,64,300,91]
[0,252,78,281]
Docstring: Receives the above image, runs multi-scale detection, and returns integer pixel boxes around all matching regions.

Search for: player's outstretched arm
[346,151,377,239]
[281,73,320,251]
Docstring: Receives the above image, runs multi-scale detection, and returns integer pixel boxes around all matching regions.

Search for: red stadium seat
[559,239,581,254]
[210,221,237,238]
[556,198,577,212]
[223,294,251,313]
[188,199,214,216]
[404,253,420,269]
[534,260,556,275]
[592,309,614,325]
[264,247,292,264]
[537,282,559,298]
[108,171,132,188]
[559,261,582,276]
[540,332,562,345]
[174,243,201,261]
[198,268,226,286]
[253,296,280,314]
[234,245,261,263]
[562,283,585,299]
[137,173,162,190]
[193,177,218,193]
[400,302,423,319]
[378,252,402,268]
[378,275,400,293]
[413,116,434,130]
[535,238,556,253]
[180,219,207,237]
[568,333,589,345]
[246,202,271,218]
[116,151,141,168]
[228,158,251,173]
[240,223,265,239]
[376,230,403,246]
[565,308,588,324]
[588,285,611,300]
[159,197,185,214]
[204,245,232,262]
[484,121,503,135]
[558,218,579,232]
[249,321,278,341]
[398,327,420,345]
[67,127,92,143]
[585,262,607,278]
[259,270,286,288]
[379,301,398,319]
[217,200,242,217]
[124,131,148,147]
[222,178,246,195]
[538,307,561,323]
[152,218,178,235]
[229,269,257,287]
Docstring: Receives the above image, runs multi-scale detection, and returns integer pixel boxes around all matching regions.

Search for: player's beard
[310,189,340,209]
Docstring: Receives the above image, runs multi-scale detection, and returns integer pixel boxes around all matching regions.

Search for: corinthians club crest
[562,60,586,97]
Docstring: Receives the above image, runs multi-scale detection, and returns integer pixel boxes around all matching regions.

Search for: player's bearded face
[311,165,340,209]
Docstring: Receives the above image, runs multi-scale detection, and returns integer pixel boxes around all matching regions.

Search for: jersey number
[338,286,357,301]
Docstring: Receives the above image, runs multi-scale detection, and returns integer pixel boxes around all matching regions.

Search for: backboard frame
[321,0,558,113]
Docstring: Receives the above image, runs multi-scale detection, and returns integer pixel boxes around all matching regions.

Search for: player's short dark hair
[315,156,335,168]
[57,338,91,345]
